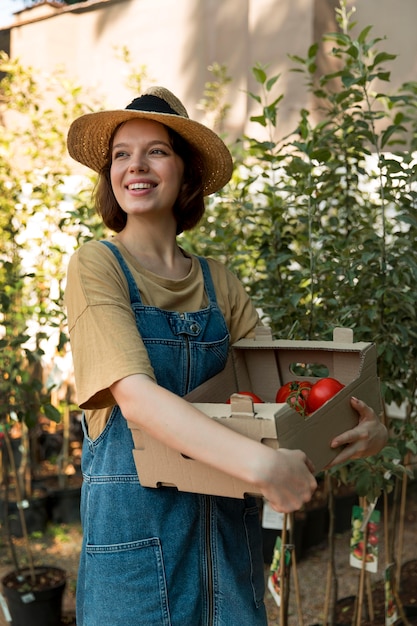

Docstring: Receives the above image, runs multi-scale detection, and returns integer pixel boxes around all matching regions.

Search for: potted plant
[0,229,65,626]
[0,246,66,626]
[0,135,66,626]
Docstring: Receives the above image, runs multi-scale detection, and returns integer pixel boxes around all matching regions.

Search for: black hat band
[125,94,180,116]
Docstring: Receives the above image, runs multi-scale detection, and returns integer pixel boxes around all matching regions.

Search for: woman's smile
[127,181,156,191]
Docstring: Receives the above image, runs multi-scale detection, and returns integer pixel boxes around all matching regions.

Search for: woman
[65,86,387,626]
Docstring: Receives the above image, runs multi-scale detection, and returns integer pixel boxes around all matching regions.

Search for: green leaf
[372,52,397,66]
[249,115,267,127]
[252,66,267,84]
[43,403,62,423]
[307,43,319,59]
[266,75,280,91]
[357,25,373,44]
[247,91,262,104]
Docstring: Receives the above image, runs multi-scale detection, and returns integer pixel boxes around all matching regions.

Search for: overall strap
[197,257,218,306]
[100,240,143,305]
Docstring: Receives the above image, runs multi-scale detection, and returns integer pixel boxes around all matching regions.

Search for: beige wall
[5,0,313,140]
[4,0,417,141]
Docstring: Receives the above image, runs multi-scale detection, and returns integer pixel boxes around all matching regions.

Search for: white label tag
[262,501,289,529]
[21,592,36,604]
[0,593,12,621]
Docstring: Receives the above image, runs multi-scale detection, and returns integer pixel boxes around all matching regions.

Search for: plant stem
[3,429,36,585]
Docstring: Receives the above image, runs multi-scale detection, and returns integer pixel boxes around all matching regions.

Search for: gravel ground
[0,480,416,626]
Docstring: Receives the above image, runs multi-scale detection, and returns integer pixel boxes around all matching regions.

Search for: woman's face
[110,118,184,225]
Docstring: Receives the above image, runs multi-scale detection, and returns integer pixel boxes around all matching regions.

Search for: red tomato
[368,534,379,546]
[275,380,312,403]
[306,377,345,413]
[276,381,312,417]
[226,391,264,403]
[285,390,308,415]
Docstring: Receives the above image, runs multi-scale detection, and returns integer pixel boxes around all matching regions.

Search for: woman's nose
[129,153,149,171]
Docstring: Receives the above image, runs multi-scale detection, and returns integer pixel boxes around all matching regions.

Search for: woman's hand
[326,397,388,468]
[257,448,317,514]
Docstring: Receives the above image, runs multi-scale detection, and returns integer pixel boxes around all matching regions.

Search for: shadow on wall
[182,0,307,142]
[181,0,339,143]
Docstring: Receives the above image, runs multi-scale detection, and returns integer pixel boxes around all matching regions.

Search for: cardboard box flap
[233,337,373,352]
[229,393,260,417]
[254,326,274,341]
[275,343,378,387]
[333,327,353,342]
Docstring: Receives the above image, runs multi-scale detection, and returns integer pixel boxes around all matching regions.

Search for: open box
[128,327,382,498]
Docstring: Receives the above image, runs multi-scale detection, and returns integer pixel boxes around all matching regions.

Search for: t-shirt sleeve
[64,242,155,410]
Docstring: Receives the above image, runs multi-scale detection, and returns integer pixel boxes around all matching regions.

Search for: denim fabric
[76,241,267,626]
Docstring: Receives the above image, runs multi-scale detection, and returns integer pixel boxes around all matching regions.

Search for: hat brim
[67,109,233,196]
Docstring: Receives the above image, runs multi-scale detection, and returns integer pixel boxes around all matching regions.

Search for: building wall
[4,0,313,140]
[3,0,417,141]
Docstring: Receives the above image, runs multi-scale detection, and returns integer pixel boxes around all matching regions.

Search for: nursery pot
[302,504,329,551]
[333,487,358,534]
[47,485,81,524]
[1,566,66,626]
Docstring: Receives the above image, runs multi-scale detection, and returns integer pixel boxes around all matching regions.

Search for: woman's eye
[113,150,128,159]
[150,148,167,155]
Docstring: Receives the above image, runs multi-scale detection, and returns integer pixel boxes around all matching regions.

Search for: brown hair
[94,125,205,234]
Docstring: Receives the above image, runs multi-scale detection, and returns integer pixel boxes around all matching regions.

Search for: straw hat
[67,86,233,196]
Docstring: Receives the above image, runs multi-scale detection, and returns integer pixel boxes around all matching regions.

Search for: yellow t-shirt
[64,239,260,439]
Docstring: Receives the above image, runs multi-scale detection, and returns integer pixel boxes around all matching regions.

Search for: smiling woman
[63,85,386,626]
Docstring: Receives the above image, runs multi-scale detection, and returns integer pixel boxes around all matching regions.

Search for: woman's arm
[110,373,318,513]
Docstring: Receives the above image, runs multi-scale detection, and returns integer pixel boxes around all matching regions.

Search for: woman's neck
[114,227,191,279]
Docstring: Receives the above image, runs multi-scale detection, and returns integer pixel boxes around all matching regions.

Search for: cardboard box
[128,327,382,498]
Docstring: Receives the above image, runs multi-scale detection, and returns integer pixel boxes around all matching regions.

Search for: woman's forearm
[110,373,318,512]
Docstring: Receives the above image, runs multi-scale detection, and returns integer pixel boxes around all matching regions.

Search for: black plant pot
[302,505,329,551]
[2,566,66,626]
[333,490,358,534]
[404,605,417,618]
[47,485,81,524]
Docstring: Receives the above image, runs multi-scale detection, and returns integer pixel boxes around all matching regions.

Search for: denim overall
[77,241,267,626]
